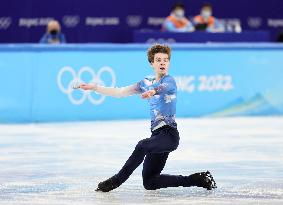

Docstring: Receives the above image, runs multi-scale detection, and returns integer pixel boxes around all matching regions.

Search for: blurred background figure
[277,29,283,42]
[40,20,66,44]
[162,3,195,32]
[193,3,224,33]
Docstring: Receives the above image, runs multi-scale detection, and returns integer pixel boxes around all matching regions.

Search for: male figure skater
[78,44,217,192]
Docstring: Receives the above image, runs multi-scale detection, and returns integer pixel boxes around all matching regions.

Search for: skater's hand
[141,90,156,99]
[79,83,97,91]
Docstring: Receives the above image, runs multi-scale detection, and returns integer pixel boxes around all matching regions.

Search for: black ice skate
[95,176,120,192]
[189,171,217,190]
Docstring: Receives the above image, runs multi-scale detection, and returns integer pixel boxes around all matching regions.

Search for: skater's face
[151,53,170,76]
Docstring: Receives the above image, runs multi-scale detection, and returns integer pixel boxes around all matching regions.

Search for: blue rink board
[0,44,283,123]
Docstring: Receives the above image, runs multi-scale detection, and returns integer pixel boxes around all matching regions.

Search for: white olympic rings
[57,66,116,105]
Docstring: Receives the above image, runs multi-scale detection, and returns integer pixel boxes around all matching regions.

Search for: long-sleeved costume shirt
[94,75,177,131]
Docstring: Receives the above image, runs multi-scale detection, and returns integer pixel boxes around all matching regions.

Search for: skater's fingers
[141,94,147,99]
[141,92,149,99]
[141,90,155,99]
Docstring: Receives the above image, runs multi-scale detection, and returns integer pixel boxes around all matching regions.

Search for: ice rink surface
[0,117,283,205]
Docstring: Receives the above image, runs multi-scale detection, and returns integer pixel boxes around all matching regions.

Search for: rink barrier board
[0,43,283,123]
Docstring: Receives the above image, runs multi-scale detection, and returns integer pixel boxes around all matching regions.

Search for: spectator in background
[277,30,283,42]
[40,20,66,44]
[193,3,223,32]
[162,3,195,32]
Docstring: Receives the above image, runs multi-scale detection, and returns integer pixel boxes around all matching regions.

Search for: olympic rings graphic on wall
[57,66,116,105]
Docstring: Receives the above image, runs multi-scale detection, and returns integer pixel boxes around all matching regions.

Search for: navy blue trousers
[115,125,192,190]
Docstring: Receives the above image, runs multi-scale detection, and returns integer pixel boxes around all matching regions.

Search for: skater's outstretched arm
[79,83,139,98]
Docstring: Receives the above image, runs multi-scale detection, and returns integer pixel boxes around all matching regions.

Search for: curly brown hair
[147,44,171,64]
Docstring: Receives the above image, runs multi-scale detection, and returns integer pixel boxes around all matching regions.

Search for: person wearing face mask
[193,3,222,33]
[162,3,195,32]
[40,20,66,44]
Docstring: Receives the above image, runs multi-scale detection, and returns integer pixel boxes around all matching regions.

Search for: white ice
[0,117,283,205]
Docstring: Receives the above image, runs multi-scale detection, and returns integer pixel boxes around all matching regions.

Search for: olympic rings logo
[0,17,12,29]
[57,66,116,105]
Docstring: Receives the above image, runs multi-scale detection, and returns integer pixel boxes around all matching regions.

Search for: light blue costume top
[136,75,177,131]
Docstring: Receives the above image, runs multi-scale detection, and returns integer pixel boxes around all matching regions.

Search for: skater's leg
[142,153,217,190]
[142,152,183,190]
[115,126,179,185]
[96,126,216,192]
[96,126,179,192]
[141,127,187,190]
